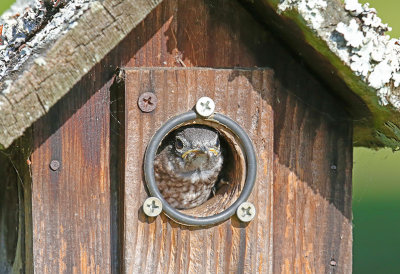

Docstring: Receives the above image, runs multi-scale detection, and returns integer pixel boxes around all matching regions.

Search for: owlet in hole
[154,125,223,209]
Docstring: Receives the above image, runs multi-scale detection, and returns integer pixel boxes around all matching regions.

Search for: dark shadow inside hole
[154,122,245,217]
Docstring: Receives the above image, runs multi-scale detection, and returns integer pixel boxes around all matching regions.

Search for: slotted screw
[143,197,163,217]
[236,202,256,222]
[138,92,158,113]
[195,97,215,117]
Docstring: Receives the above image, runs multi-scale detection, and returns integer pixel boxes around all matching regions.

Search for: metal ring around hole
[144,110,257,226]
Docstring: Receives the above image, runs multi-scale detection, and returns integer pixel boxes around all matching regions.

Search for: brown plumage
[154,125,223,209]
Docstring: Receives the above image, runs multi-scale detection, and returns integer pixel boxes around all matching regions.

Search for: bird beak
[182,149,203,159]
[182,148,218,159]
[208,148,219,156]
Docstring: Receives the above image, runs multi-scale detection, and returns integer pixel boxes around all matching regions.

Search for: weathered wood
[110,74,126,273]
[20,0,353,272]
[273,66,353,273]
[117,0,353,272]
[241,0,400,149]
[0,135,33,274]
[123,68,274,273]
[0,153,19,273]
[0,0,163,149]
[30,72,112,273]
[0,0,396,150]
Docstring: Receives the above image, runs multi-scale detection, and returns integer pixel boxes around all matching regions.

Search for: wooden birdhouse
[1,0,399,273]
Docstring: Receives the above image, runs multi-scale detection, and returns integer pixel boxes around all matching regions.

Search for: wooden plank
[123,68,274,273]
[0,135,33,273]
[122,0,274,68]
[0,0,163,149]
[20,0,353,272]
[115,0,352,272]
[0,153,20,273]
[30,74,111,273]
[272,62,353,273]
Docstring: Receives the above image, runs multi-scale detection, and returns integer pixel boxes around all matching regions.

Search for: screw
[236,202,256,222]
[195,97,215,117]
[330,259,337,266]
[331,165,337,170]
[138,92,158,113]
[143,197,163,217]
[49,160,60,171]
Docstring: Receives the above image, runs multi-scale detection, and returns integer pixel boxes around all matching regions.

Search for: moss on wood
[243,0,400,149]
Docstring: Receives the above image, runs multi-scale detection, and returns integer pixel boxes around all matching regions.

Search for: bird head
[173,126,222,171]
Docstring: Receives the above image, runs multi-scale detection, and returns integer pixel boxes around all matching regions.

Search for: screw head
[195,97,215,117]
[49,160,60,171]
[236,202,256,222]
[143,197,163,217]
[330,259,337,266]
[138,92,158,113]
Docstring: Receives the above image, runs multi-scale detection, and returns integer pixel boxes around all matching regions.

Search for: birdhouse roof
[0,0,399,149]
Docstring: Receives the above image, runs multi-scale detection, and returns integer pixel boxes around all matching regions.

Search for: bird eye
[175,138,184,150]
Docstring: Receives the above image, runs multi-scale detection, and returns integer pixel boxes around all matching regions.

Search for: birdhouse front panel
[123,68,274,273]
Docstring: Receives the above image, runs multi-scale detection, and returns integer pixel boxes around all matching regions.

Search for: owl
[154,125,223,209]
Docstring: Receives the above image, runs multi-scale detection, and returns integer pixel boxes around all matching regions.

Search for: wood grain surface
[273,71,353,273]
[0,136,33,273]
[123,68,274,273]
[22,0,353,272]
[30,74,112,273]
[0,153,19,273]
[116,0,353,272]
[0,0,163,148]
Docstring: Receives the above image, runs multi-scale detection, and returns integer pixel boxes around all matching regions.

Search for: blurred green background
[0,0,15,15]
[1,0,400,273]
[354,1,400,273]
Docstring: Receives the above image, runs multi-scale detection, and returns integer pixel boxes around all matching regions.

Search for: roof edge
[242,0,400,149]
[2,0,400,150]
[0,0,162,149]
